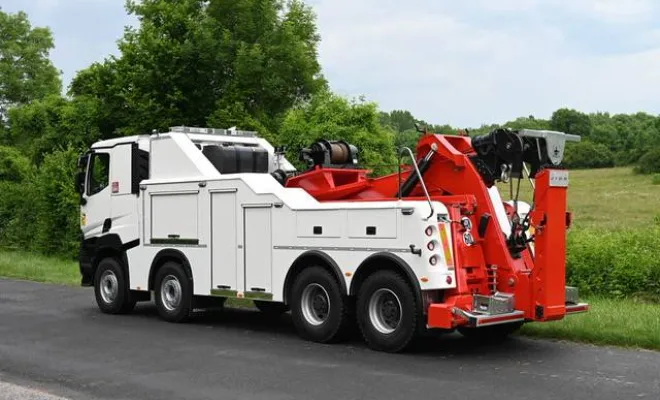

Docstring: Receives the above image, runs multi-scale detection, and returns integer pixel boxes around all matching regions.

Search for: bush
[563,140,615,169]
[566,226,660,300]
[0,146,32,182]
[634,148,660,175]
[31,147,81,258]
[0,147,80,258]
[652,175,660,185]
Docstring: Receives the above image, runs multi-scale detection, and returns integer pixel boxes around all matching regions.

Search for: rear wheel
[154,261,193,323]
[254,300,289,315]
[94,257,136,314]
[357,270,420,353]
[290,266,350,343]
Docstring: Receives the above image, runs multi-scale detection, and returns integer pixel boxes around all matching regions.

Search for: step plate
[454,309,525,328]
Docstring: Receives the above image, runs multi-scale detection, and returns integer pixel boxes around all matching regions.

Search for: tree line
[0,1,659,259]
[381,109,660,170]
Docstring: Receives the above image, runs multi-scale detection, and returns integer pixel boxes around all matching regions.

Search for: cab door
[80,150,112,239]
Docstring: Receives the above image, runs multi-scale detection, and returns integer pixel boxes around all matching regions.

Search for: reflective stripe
[438,223,454,269]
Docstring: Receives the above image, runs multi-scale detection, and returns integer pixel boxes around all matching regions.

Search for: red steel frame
[286,133,585,329]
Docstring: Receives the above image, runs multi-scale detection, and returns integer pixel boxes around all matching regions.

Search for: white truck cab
[77,126,455,352]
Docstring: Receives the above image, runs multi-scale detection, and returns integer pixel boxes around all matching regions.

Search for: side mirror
[76,153,89,205]
[77,154,89,169]
[75,171,85,194]
[76,171,87,205]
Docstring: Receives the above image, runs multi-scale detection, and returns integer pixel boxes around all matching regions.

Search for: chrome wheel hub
[301,283,330,326]
[368,288,402,334]
[100,270,119,304]
[161,275,182,312]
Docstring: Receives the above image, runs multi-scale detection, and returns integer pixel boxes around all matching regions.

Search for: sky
[2,0,660,128]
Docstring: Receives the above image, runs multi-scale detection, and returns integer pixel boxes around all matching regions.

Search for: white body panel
[211,191,238,290]
[244,206,273,292]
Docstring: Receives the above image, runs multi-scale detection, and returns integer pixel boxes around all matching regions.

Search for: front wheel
[94,258,136,314]
[357,270,420,353]
[154,261,193,323]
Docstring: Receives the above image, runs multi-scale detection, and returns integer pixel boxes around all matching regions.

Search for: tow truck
[76,125,588,352]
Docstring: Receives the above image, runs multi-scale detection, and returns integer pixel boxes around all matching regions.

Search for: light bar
[169,126,258,137]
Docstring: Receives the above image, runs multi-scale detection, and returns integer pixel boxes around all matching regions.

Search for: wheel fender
[350,252,423,313]
[284,250,346,304]
[149,249,194,291]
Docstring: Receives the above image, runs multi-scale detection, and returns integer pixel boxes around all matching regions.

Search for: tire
[154,261,193,323]
[290,266,350,343]
[254,300,289,315]
[94,257,136,314]
[357,270,420,353]
[458,322,523,342]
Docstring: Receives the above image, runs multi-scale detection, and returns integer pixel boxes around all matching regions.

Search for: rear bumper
[427,288,589,329]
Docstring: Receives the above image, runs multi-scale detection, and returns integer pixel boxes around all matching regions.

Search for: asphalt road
[0,279,658,400]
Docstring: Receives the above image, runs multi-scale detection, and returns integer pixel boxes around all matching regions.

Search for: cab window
[87,153,110,196]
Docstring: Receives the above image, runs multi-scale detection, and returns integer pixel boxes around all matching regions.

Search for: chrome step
[453,308,525,327]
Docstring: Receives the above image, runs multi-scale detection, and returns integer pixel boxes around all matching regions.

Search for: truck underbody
[77,125,588,352]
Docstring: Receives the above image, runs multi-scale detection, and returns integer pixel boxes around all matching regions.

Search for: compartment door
[244,206,272,294]
[211,191,237,290]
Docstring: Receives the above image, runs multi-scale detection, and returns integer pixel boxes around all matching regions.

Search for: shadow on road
[121,302,561,360]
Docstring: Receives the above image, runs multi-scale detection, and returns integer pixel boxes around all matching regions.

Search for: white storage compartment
[346,209,397,239]
[150,191,199,243]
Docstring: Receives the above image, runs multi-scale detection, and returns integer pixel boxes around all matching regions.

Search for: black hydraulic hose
[398,149,435,197]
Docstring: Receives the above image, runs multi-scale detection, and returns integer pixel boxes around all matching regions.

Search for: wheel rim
[368,288,402,334]
[160,275,182,312]
[99,270,119,304]
[300,283,330,326]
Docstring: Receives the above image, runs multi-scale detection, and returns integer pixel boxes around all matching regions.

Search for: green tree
[31,147,81,256]
[386,110,418,132]
[70,0,326,137]
[279,92,397,176]
[0,145,32,182]
[563,140,615,169]
[0,146,34,246]
[0,10,61,123]
[634,148,660,175]
[550,108,592,137]
[504,116,551,131]
[8,95,101,164]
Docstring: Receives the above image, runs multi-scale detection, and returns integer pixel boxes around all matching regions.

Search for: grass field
[0,250,80,286]
[520,297,660,350]
[499,167,660,229]
[1,166,659,351]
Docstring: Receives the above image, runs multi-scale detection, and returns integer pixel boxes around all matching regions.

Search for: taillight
[463,232,475,246]
[425,226,434,236]
[427,241,436,251]
[429,255,438,266]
